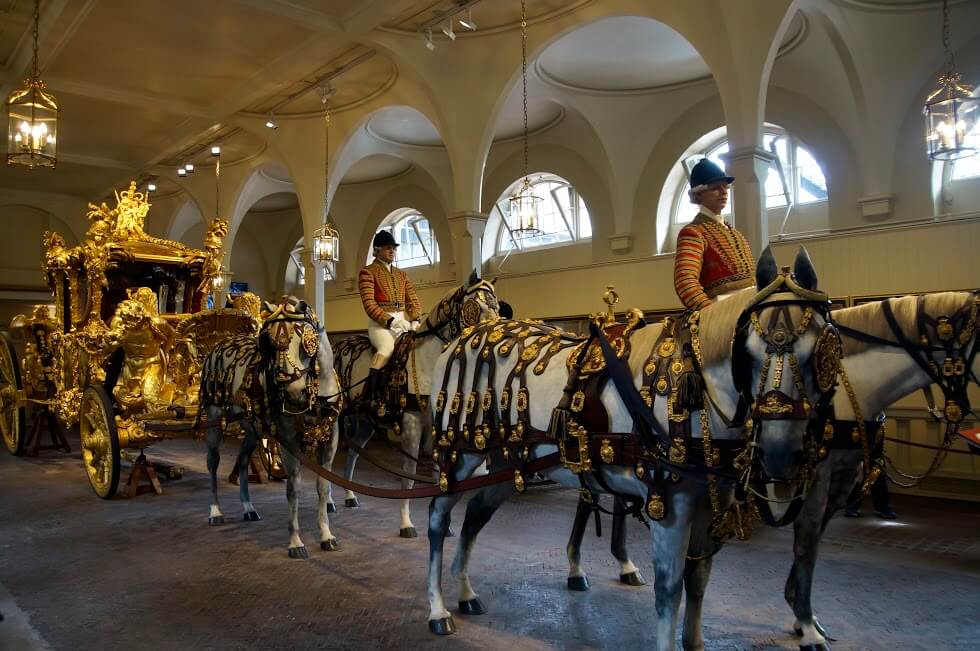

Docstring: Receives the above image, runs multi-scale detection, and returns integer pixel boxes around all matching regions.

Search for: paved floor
[0,433,977,650]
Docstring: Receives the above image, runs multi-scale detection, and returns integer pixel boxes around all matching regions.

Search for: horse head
[732,247,840,488]
[424,270,501,341]
[260,296,326,412]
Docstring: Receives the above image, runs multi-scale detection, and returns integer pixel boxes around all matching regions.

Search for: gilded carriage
[0,181,263,498]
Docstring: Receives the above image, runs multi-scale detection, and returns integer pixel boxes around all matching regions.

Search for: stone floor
[0,433,977,650]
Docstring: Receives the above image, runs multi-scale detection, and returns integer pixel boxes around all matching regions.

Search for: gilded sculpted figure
[109,287,176,413]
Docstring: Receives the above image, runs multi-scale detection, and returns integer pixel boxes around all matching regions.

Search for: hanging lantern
[508,178,542,237]
[211,269,232,292]
[6,0,58,169]
[924,0,979,161]
[313,222,340,265]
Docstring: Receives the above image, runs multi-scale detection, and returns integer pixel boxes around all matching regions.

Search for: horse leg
[681,489,717,651]
[451,481,515,615]
[280,443,308,559]
[652,483,696,651]
[316,422,340,551]
[205,407,224,526]
[398,412,423,538]
[343,414,368,507]
[612,496,645,586]
[787,455,853,650]
[238,422,262,521]
[565,494,593,591]
[427,489,465,635]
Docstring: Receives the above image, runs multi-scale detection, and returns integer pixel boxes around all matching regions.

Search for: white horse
[784,290,979,651]
[199,297,344,557]
[333,271,501,537]
[425,247,839,651]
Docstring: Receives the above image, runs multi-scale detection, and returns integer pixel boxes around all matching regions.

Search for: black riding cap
[373,230,399,248]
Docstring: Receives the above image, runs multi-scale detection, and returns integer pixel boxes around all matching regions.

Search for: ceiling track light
[184,162,195,173]
[424,27,435,51]
[177,167,187,177]
[210,145,221,156]
[459,8,476,31]
[147,182,157,192]
[441,20,456,41]
[265,115,279,129]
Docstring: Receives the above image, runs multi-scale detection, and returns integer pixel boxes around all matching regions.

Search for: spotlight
[184,162,195,173]
[459,8,476,31]
[147,182,157,192]
[441,20,456,41]
[423,27,435,51]
[210,146,221,156]
[177,168,187,177]
[265,117,279,129]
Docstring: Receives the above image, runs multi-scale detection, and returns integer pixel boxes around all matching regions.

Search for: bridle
[263,303,323,415]
[416,280,499,344]
[728,271,841,524]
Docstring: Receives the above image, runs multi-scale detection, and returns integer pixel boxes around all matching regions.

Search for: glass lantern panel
[6,85,58,167]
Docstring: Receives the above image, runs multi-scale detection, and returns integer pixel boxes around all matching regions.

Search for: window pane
[577,194,592,238]
[952,154,980,180]
[796,145,828,203]
[764,134,789,208]
[376,213,438,268]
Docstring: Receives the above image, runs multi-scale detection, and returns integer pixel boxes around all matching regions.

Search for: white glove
[410,319,422,331]
[389,317,410,335]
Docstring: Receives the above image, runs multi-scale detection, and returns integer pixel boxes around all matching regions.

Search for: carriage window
[492,173,592,253]
[370,209,439,268]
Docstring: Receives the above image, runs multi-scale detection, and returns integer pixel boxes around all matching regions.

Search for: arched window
[491,173,592,253]
[369,208,439,268]
[660,125,828,251]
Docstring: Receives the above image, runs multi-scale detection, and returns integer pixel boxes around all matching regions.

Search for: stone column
[299,247,326,323]
[723,146,776,257]
[447,211,488,280]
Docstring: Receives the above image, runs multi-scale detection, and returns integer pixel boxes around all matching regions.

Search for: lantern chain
[324,103,330,221]
[521,0,529,185]
[31,0,40,80]
[942,0,955,75]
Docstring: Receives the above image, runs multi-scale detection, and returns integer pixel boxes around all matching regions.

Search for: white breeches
[368,311,403,367]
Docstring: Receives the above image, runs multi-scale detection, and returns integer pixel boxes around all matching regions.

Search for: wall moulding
[857,193,894,221]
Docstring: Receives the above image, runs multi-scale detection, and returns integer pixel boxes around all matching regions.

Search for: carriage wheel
[0,331,26,456]
[259,437,287,481]
[80,385,121,499]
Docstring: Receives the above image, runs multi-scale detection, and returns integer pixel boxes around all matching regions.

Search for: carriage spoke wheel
[80,385,121,499]
[259,437,287,481]
[0,331,26,455]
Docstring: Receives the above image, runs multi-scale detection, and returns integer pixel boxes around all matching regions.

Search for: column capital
[722,146,777,165]
[446,211,488,281]
[447,211,488,235]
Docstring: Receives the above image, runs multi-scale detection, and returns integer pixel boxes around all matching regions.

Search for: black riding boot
[364,368,383,404]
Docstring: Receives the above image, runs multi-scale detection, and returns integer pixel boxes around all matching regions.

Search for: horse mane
[424,285,466,329]
[696,287,757,367]
[833,291,974,356]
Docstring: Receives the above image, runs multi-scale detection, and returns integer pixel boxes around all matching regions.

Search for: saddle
[334,332,424,425]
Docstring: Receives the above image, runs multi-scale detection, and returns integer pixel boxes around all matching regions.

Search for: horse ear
[756,246,778,290]
[297,300,308,314]
[793,247,818,291]
[490,277,498,285]
[467,269,479,287]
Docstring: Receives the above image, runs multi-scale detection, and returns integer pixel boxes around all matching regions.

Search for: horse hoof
[794,621,834,641]
[344,497,359,508]
[799,644,830,651]
[619,571,646,587]
[567,576,590,591]
[208,516,224,526]
[242,511,262,522]
[327,503,337,514]
[428,617,456,635]
[458,598,487,615]
[320,539,339,552]
[288,546,309,559]
[400,526,418,538]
